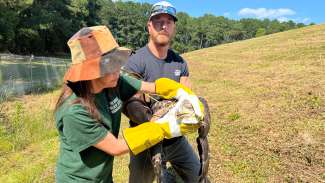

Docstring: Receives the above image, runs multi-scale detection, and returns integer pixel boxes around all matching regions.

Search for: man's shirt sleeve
[124,55,144,75]
[181,58,190,77]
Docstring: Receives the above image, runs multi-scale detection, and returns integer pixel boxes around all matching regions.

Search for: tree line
[0,0,313,56]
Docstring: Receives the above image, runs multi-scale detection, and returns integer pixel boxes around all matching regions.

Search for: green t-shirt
[55,74,141,183]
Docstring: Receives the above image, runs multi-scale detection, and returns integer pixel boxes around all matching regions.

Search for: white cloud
[238,8,296,19]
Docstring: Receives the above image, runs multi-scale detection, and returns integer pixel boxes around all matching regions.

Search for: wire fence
[0,53,70,102]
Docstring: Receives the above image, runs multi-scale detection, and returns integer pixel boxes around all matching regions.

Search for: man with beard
[124,1,200,183]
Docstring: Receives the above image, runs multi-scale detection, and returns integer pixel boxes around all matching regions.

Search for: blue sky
[130,0,324,24]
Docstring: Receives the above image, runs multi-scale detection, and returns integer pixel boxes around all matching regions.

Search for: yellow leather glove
[123,122,164,155]
[155,78,204,120]
[123,121,199,155]
[155,78,193,99]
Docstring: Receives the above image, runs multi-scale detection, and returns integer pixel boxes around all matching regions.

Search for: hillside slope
[0,25,324,182]
[183,24,325,182]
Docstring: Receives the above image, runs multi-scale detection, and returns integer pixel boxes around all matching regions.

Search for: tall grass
[0,91,58,182]
[183,24,325,182]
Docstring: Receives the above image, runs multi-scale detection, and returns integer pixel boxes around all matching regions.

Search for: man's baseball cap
[149,1,177,21]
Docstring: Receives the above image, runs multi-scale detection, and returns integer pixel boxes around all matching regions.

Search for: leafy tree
[173,12,194,53]
[239,18,262,39]
[225,21,245,42]
[0,0,308,55]
[255,28,266,37]
[16,0,83,54]
[99,1,150,49]
[0,0,27,51]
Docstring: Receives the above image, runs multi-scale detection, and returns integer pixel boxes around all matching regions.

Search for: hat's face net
[99,48,131,77]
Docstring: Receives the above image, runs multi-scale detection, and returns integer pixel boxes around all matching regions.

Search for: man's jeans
[128,136,200,183]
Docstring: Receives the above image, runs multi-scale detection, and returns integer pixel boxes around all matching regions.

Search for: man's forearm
[140,81,156,93]
[180,76,191,89]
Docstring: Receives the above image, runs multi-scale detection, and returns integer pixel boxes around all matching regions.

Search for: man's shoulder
[125,46,149,72]
[129,46,149,60]
[168,49,186,63]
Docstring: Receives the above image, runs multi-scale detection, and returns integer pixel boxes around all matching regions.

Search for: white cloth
[175,88,203,119]
[155,93,201,137]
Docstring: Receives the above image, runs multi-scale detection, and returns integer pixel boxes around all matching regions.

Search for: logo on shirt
[109,97,122,114]
[174,69,181,76]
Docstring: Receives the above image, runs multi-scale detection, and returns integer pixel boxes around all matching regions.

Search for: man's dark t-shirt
[124,45,189,82]
[124,45,189,145]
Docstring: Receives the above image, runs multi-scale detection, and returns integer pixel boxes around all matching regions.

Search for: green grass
[0,24,324,182]
[183,24,325,182]
[0,91,59,182]
[0,137,58,183]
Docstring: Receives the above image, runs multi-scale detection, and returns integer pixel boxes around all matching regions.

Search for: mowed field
[0,24,324,182]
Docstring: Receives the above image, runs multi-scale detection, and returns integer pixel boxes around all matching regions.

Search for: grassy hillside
[183,24,325,182]
[0,24,324,182]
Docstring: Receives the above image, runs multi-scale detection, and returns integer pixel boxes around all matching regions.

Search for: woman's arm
[93,132,129,156]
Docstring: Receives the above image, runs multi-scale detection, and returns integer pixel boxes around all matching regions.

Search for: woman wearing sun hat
[54,25,204,182]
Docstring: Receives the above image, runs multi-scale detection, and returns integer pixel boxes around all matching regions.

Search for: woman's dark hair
[55,81,100,122]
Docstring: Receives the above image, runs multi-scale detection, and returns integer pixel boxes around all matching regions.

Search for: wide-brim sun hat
[64,25,132,82]
[149,1,177,21]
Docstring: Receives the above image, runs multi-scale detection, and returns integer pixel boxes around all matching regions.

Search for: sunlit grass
[0,91,59,182]
[183,24,325,182]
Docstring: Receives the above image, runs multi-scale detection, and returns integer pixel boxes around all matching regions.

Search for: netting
[0,53,70,102]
